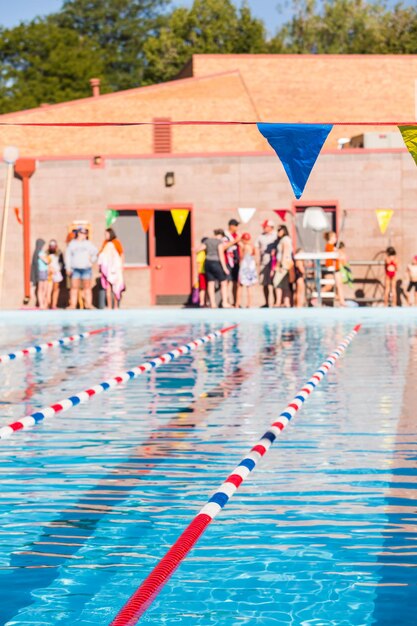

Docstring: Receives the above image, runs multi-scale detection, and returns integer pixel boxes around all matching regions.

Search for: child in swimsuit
[238,233,258,308]
[338,242,353,288]
[196,238,208,307]
[406,255,417,306]
[384,246,398,307]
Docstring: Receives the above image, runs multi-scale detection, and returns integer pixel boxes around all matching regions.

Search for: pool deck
[1,306,417,326]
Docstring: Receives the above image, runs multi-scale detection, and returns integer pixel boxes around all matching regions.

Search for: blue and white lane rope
[198,324,361,519]
[110,324,361,626]
[0,325,237,439]
[0,327,109,365]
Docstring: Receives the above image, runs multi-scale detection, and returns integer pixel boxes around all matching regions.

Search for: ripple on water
[0,317,415,625]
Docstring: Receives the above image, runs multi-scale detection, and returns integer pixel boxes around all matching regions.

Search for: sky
[0,0,287,32]
[0,0,414,33]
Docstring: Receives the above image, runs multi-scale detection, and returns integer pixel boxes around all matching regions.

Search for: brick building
[0,54,416,307]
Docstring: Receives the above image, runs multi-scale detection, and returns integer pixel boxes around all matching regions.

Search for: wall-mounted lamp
[164,172,175,187]
[91,155,105,169]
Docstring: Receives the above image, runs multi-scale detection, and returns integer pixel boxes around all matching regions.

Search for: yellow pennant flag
[398,125,417,166]
[375,209,394,235]
[170,209,189,235]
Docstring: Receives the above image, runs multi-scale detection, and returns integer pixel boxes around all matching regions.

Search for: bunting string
[0,120,416,127]
[4,120,416,201]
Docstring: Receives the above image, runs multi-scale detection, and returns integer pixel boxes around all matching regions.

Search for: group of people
[196,218,417,309]
[196,219,312,309]
[31,227,125,309]
[29,220,417,311]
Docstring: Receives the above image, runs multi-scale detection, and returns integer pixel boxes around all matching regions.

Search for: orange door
[152,210,192,304]
[154,256,191,295]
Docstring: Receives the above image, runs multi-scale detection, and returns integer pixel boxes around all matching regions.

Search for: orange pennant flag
[137,209,153,233]
[14,207,23,225]
[170,209,189,235]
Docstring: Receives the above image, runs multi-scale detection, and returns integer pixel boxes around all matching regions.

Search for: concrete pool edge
[0,307,417,326]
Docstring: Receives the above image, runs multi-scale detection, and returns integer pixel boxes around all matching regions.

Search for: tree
[143,0,268,84]
[234,3,270,54]
[0,20,105,114]
[55,0,170,91]
[314,0,389,53]
[381,3,417,53]
[270,0,417,54]
[1,0,416,115]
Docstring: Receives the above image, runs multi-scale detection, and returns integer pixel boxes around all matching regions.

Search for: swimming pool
[0,309,416,625]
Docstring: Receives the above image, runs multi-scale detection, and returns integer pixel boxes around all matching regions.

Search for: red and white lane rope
[0,325,236,439]
[109,324,361,626]
[0,327,109,365]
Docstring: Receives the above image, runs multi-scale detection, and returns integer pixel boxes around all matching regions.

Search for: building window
[116,210,149,266]
[153,118,172,154]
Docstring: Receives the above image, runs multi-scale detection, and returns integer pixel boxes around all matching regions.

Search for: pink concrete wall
[0,149,416,308]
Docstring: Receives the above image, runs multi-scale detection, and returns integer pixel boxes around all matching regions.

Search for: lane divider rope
[0,325,237,439]
[0,327,109,365]
[109,324,361,626]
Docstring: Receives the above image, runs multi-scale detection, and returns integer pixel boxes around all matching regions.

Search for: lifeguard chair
[298,207,336,306]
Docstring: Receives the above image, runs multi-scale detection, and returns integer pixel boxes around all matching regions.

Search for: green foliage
[0,0,169,113]
[55,0,170,90]
[270,0,417,54]
[381,3,417,53]
[0,0,416,114]
[143,0,268,83]
[0,20,104,113]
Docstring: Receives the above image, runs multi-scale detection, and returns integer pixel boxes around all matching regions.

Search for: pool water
[0,309,416,625]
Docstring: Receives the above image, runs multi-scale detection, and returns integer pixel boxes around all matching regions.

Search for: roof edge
[0,69,242,120]
[191,53,417,59]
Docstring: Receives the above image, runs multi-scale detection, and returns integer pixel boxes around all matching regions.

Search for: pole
[14,158,35,305]
[0,162,13,306]
[22,175,31,302]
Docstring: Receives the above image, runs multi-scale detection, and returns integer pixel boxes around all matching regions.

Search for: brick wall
[1,54,416,156]
[1,150,416,308]
[0,72,261,157]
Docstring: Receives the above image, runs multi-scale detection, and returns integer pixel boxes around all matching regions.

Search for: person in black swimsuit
[198,230,231,308]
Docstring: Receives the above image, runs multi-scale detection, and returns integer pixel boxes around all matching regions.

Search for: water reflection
[0,320,416,625]
[0,326,259,624]
[371,327,417,625]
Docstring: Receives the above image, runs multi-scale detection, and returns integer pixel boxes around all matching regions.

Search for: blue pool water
[0,309,416,625]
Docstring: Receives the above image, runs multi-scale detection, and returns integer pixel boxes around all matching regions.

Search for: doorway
[150,207,193,305]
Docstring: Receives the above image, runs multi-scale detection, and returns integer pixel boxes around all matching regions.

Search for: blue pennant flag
[257,123,333,199]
